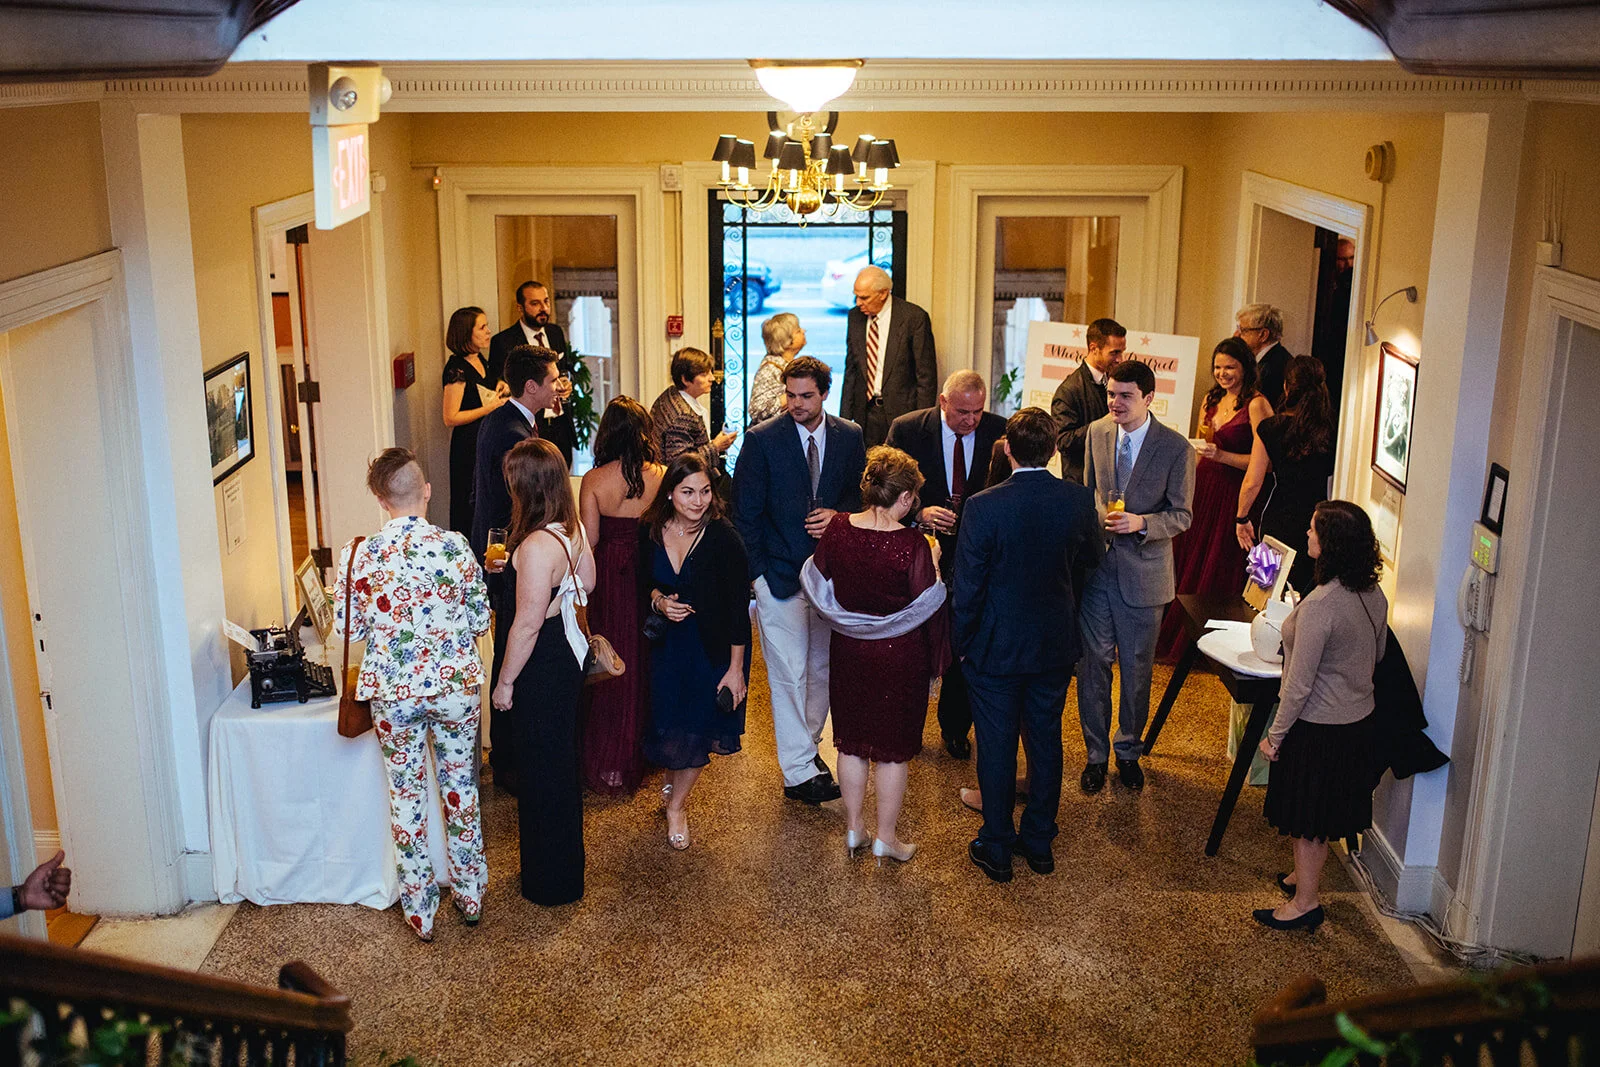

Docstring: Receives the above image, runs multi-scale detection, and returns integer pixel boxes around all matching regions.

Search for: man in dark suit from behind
[842,266,937,448]
[488,280,577,468]
[884,369,1006,759]
[471,344,558,795]
[953,407,1101,884]
[732,356,867,805]
[1050,317,1126,484]
[1235,302,1291,411]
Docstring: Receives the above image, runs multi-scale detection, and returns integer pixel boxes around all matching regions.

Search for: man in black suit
[732,356,867,805]
[489,280,577,468]
[953,407,1100,883]
[842,266,937,448]
[471,344,559,795]
[1050,317,1126,484]
[884,369,1006,759]
[1235,302,1291,410]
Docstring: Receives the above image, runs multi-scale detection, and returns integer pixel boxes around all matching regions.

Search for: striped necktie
[866,315,880,399]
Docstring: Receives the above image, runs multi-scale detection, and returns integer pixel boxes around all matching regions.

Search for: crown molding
[1522,79,1600,106]
[67,59,1534,114]
[0,79,101,109]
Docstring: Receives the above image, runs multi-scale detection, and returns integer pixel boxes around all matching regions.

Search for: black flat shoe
[1252,905,1324,932]
[1014,843,1055,876]
[784,774,842,805]
[1080,762,1107,795]
[1275,873,1296,897]
[944,736,972,760]
[968,840,1014,883]
[1116,758,1145,791]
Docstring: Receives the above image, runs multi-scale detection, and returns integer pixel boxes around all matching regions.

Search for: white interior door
[301,217,391,559]
[975,195,1147,384]
[1249,207,1319,356]
[0,307,163,915]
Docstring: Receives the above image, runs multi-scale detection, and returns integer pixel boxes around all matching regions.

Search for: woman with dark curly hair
[1254,499,1387,932]
[577,398,666,795]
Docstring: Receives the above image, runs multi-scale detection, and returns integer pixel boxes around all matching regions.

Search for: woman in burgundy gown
[1155,337,1274,662]
[804,447,949,866]
[576,398,665,794]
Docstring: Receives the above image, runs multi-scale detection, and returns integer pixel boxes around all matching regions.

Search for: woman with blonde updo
[801,446,950,866]
[748,312,807,425]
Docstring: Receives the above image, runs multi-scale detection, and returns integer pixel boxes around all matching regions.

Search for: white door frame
[436,166,664,401]
[1455,265,1600,956]
[944,165,1184,382]
[0,250,186,924]
[1231,171,1373,501]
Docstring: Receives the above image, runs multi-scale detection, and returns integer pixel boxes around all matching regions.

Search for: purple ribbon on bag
[1245,544,1282,588]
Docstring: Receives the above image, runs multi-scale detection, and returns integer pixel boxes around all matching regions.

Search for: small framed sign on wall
[205,351,255,484]
[1372,342,1419,493]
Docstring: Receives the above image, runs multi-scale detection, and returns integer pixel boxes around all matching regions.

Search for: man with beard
[489,280,577,468]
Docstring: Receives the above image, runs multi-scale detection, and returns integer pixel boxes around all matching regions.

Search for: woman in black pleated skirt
[1256,500,1388,933]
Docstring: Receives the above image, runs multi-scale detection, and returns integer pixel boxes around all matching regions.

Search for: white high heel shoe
[844,828,872,858]
[872,838,917,867]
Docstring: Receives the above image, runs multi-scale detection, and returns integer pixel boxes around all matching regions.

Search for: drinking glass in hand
[485,527,509,568]
[1106,490,1126,514]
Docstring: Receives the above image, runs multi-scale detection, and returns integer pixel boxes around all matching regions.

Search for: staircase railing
[1252,955,1600,1065]
[0,932,350,1066]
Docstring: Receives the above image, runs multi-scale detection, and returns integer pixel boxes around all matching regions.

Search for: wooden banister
[1,932,349,1063]
[1253,955,1600,1065]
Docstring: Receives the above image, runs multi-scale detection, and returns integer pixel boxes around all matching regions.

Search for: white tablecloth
[207,680,448,908]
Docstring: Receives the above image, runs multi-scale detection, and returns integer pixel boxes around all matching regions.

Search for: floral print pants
[372,690,486,936]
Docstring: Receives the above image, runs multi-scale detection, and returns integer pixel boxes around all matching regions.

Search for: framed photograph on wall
[295,554,335,644]
[204,351,255,484]
[1372,342,1419,493]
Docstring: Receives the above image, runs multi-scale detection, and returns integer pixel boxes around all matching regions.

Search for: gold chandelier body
[715,112,897,222]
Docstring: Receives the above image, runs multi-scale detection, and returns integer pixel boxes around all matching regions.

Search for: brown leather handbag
[338,536,373,738]
[541,528,625,685]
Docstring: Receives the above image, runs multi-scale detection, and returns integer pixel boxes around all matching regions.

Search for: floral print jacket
[334,516,491,701]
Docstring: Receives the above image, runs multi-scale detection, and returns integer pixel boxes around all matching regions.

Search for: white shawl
[545,522,591,667]
[799,555,947,640]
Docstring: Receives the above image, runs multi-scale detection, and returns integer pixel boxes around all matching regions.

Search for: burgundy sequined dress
[579,514,649,794]
[1156,404,1253,662]
[811,514,946,764]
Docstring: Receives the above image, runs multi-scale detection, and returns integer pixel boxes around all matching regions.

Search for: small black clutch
[642,611,670,644]
[715,685,736,714]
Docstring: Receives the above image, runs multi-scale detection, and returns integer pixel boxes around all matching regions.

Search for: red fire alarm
[392,351,415,389]
[666,314,685,338]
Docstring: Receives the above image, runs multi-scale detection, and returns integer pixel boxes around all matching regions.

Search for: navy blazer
[952,469,1101,676]
[884,405,1007,580]
[470,400,536,558]
[488,320,574,467]
[731,413,866,600]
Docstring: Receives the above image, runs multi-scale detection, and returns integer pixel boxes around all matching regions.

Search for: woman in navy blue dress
[638,452,751,850]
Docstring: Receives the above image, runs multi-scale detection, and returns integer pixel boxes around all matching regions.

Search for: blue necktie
[1116,433,1133,494]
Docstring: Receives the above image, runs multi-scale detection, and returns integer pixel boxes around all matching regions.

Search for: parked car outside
[820,249,893,309]
[724,259,781,314]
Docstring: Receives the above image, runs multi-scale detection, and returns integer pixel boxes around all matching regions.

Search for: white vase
[1250,598,1293,663]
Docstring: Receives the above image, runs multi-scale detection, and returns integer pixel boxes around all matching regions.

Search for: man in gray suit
[1077,360,1195,793]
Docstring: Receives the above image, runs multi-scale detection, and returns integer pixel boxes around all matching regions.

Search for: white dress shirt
[679,389,712,439]
[795,416,827,471]
[508,397,538,430]
[867,297,894,396]
[518,320,550,350]
[940,418,977,496]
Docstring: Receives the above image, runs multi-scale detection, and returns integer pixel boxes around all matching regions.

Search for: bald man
[843,265,937,446]
[886,370,1007,758]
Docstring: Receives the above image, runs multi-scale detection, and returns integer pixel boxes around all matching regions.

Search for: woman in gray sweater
[1255,500,1387,932]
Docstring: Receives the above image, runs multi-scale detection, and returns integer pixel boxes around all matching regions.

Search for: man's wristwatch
[10,885,22,915]
[1235,516,1251,525]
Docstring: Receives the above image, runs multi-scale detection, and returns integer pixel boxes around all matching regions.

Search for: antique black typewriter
[247,621,337,708]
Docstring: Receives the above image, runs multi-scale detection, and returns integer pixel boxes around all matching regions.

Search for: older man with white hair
[1235,302,1291,410]
[843,265,937,446]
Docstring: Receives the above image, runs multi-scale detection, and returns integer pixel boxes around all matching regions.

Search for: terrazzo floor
[198,645,1422,1065]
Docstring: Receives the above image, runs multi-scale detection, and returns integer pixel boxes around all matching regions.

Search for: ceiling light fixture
[712,60,898,220]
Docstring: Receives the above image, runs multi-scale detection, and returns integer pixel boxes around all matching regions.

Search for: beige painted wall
[1436,100,1600,888]
[0,366,56,839]
[0,104,112,285]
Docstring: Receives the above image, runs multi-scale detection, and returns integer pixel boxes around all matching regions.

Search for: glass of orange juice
[1106,490,1126,514]
[485,527,508,567]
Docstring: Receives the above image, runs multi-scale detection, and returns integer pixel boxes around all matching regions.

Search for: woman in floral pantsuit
[335,448,491,941]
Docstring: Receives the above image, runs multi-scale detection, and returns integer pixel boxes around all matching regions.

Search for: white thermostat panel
[1470,521,1500,574]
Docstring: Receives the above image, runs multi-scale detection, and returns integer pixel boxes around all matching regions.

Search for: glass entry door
[710,193,905,458]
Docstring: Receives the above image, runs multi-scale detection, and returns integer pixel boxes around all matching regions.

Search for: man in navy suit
[953,407,1100,883]
[471,344,559,795]
[884,370,1006,759]
[732,356,867,805]
[488,280,576,468]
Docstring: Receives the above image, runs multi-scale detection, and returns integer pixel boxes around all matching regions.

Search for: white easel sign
[1022,321,1203,434]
